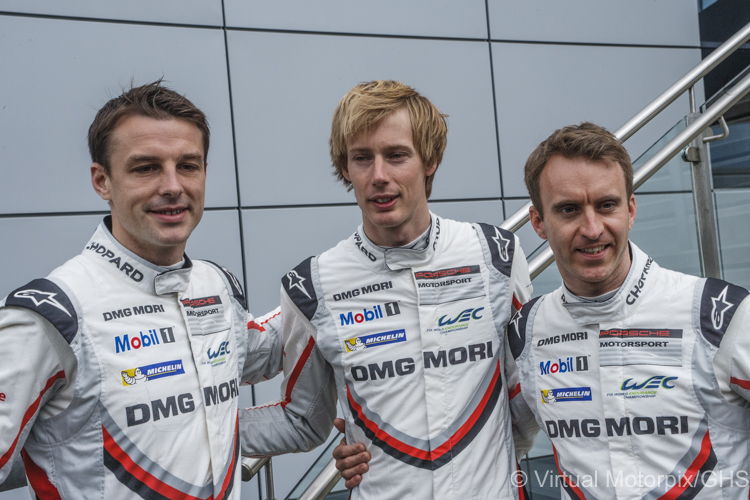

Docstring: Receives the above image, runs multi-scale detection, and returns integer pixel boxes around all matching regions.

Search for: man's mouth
[579,245,607,254]
[153,208,186,215]
[371,195,398,209]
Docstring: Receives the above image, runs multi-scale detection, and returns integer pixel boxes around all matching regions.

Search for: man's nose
[159,166,183,197]
[372,156,389,184]
[580,207,603,239]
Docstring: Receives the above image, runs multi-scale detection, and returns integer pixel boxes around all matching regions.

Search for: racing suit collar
[561,241,659,324]
[352,213,443,272]
[81,216,193,296]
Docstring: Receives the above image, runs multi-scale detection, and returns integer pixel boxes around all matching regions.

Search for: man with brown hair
[0,81,298,499]
[507,122,750,499]
[254,80,535,499]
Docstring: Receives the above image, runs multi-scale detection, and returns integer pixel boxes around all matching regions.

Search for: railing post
[682,111,723,279]
[264,458,276,500]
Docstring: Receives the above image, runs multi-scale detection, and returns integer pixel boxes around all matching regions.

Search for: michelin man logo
[491,227,510,262]
[541,390,557,404]
[122,368,147,385]
[711,286,734,330]
[344,338,366,352]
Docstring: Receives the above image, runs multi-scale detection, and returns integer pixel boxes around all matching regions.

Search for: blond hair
[329,80,448,198]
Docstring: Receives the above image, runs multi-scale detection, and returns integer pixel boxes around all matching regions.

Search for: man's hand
[332,418,371,489]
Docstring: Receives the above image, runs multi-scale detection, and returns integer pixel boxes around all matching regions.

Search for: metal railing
[519,20,750,280]
[291,20,750,500]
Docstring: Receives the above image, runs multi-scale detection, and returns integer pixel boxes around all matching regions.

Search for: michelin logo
[541,387,592,403]
[345,329,407,353]
[122,359,185,386]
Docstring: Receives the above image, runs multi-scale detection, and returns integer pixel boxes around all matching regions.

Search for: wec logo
[621,375,677,391]
[438,307,483,326]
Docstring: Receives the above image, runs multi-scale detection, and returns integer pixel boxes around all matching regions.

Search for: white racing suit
[508,242,750,500]
[245,214,534,499]
[0,217,312,500]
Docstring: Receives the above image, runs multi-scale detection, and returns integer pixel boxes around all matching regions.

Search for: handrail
[241,456,271,482]
[296,459,341,500]
[499,20,750,237]
[528,68,750,279]
[615,21,750,142]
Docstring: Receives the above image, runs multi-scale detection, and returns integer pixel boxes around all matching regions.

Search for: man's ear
[529,205,548,240]
[91,163,112,201]
[341,165,351,182]
[425,162,437,177]
[627,193,636,230]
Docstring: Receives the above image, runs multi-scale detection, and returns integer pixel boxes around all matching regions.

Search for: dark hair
[329,80,448,199]
[88,79,209,173]
[524,122,633,217]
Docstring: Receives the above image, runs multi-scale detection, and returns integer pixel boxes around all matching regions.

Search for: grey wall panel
[185,209,244,281]
[430,199,504,225]
[487,0,699,46]
[228,31,500,207]
[0,1,223,26]
[242,205,363,315]
[0,15,236,214]
[224,0,487,39]
[631,192,701,276]
[716,189,750,289]
[0,214,101,298]
[492,42,702,197]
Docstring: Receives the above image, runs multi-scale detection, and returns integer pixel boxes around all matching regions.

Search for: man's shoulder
[194,259,247,310]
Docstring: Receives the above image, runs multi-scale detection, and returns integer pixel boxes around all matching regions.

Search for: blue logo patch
[344,329,406,353]
[541,387,592,403]
[121,359,185,386]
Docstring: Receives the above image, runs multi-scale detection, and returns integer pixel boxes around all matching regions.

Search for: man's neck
[362,208,432,247]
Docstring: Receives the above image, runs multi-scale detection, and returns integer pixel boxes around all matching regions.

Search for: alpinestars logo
[492,227,510,262]
[286,270,310,299]
[13,290,72,317]
[711,286,734,330]
[509,310,522,338]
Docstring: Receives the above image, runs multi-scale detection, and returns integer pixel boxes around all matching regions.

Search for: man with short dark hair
[0,81,310,499]
[513,122,750,499]
[249,80,535,499]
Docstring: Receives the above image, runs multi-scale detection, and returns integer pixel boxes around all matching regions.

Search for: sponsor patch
[537,331,588,346]
[599,328,682,366]
[606,375,678,399]
[339,302,401,327]
[203,341,231,368]
[121,359,185,386]
[415,265,484,305]
[539,356,589,375]
[345,329,406,353]
[114,328,172,353]
[332,281,393,302]
[427,307,484,334]
[541,387,592,403]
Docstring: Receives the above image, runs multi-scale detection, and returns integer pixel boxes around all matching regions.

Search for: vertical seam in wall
[221,4,264,496]
[484,0,506,221]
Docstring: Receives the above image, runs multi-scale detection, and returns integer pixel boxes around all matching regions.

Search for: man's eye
[134,165,156,173]
[600,202,615,210]
[560,207,576,214]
